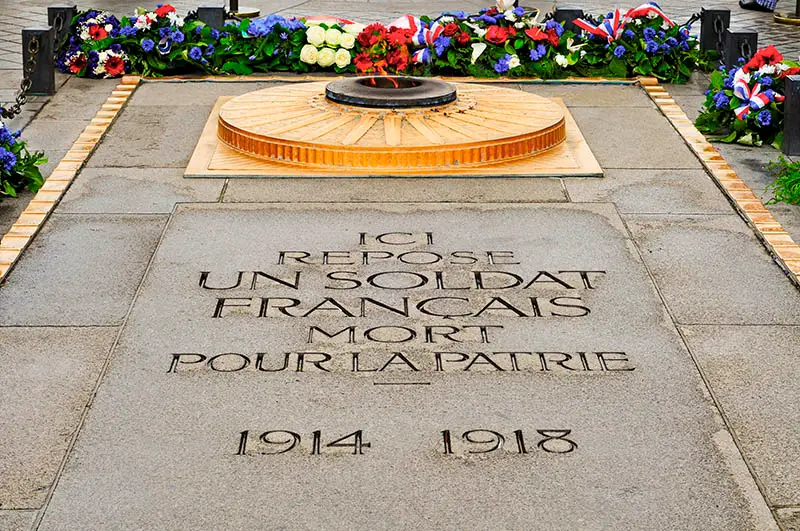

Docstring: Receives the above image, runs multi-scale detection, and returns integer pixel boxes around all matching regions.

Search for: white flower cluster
[78,11,115,41]
[300,23,361,68]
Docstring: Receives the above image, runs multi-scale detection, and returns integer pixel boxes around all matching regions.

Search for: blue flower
[434,35,451,56]
[713,92,729,109]
[172,30,185,43]
[613,45,626,58]
[210,28,220,40]
[724,76,734,89]
[0,147,17,172]
[704,89,711,95]
[764,89,776,102]
[189,46,202,60]
[159,27,171,39]
[529,43,546,61]
[643,27,656,39]
[494,54,511,74]
[279,32,288,40]
[120,25,137,37]
[195,26,203,35]
[476,14,497,24]
[110,43,122,53]
[624,29,635,39]
[657,30,665,39]
[513,6,525,17]
[659,43,671,53]
[645,40,659,54]
[666,37,677,47]
[247,14,289,37]
[442,10,468,19]
[206,44,215,56]
[737,56,745,63]
[284,18,305,31]
[0,125,16,146]
[141,38,155,52]
[757,110,771,126]
[545,20,564,36]
[761,76,773,87]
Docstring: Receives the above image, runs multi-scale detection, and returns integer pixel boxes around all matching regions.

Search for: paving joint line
[640,76,800,289]
[0,75,142,284]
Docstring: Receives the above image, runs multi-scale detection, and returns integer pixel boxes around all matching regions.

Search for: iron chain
[0,36,41,121]
[713,14,725,55]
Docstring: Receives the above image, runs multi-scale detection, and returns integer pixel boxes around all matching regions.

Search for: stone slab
[39,203,774,530]
[0,214,168,326]
[715,143,781,194]
[14,120,88,151]
[59,168,225,214]
[673,94,707,122]
[34,89,110,121]
[0,327,117,509]
[626,214,800,325]
[520,83,655,108]
[569,106,701,169]
[0,510,37,530]
[223,177,567,203]
[86,104,211,169]
[681,325,800,506]
[565,169,732,214]
[127,80,281,107]
[778,508,800,531]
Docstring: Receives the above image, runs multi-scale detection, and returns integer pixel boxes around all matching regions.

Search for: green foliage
[766,156,800,205]
[0,123,46,202]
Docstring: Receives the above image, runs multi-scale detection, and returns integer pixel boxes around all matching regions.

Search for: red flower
[781,66,800,77]
[546,29,560,47]
[525,27,549,41]
[759,45,783,64]
[387,48,409,71]
[155,4,176,17]
[455,32,470,46]
[104,55,125,76]
[485,26,509,44]
[386,27,410,46]
[69,53,87,73]
[354,52,374,72]
[486,7,499,15]
[88,24,108,40]
[358,23,387,47]
[443,23,459,37]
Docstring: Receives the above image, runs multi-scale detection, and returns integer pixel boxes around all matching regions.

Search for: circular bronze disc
[217,81,566,170]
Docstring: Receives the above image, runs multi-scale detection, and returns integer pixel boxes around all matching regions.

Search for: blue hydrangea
[0,147,17,172]
[659,43,671,53]
[172,30,185,43]
[713,92,729,109]
[545,20,564,36]
[210,28,220,41]
[494,54,511,74]
[624,29,635,39]
[141,38,154,52]
[434,35,451,57]
[205,44,215,56]
[761,76,773,87]
[195,26,203,35]
[613,45,625,58]
[120,26,137,37]
[189,46,202,60]
[0,125,16,146]
[643,27,656,39]
[757,110,771,126]
[247,14,290,37]
[645,40,659,54]
[657,30,665,39]
[159,26,171,39]
[724,76,734,89]
[284,18,305,31]
[529,43,546,61]
[666,37,678,48]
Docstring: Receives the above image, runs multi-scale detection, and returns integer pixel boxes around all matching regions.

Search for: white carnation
[325,28,342,46]
[339,32,356,49]
[555,54,568,67]
[300,44,319,64]
[335,48,351,68]
[306,25,326,46]
[317,47,336,67]
[167,11,184,27]
[508,54,520,69]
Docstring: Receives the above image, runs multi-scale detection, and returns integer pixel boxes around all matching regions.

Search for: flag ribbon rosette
[390,15,444,48]
[573,3,674,43]
[732,69,784,120]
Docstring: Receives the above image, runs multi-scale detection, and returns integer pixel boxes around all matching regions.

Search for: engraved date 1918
[235,429,576,456]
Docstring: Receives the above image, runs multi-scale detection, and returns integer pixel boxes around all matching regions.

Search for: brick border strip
[639,77,800,288]
[0,75,142,282]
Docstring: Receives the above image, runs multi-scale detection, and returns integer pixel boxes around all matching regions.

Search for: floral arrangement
[695,45,799,147]
[0,121,45,201]
[56,3,713,83]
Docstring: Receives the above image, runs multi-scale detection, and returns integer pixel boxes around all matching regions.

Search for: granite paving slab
[0,327,117,509]
[0,510,37,530]
[38,203,775,530]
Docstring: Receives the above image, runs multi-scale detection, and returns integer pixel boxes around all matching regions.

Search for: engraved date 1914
[235,429,576,456]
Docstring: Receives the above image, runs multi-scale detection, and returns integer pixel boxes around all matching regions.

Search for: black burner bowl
[325,76,457,109]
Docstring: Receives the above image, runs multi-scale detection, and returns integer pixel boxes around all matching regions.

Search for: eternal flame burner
[216,78,568,172]
[325,76,458,109]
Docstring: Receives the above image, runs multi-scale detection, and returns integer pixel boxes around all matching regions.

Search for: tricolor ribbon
[389,15,443,46]
[732,69,784,119]
[573,3,674,43]
[412,48,431,64]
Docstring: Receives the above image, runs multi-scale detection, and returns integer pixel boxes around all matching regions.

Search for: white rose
[555,54,568,67]
[339,32,356,49]
[335,48,351,68]
[306,25,326,46]
[344,23,365,35]
[325,28,342,46]
[300,44,319,64]
[317,47,336,67]
[470,42,487,64]
[508,54,520,69]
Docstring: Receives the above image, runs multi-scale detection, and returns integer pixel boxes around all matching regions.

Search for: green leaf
[221,61,253,75]
[608,58,627,78]
[513,38,524,50]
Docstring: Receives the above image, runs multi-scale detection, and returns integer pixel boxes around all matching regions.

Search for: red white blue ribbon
[573,3,674,43]
[732,69,783,119]
[390,15,444,46]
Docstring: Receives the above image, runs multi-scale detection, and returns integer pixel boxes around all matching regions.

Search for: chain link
[739,39,753,60]
[0,36,41,121]
[713,14,725,55]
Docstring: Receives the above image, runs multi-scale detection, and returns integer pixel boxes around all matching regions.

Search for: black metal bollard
[198,5,226,28]
[723,28,757,69]
[782,75,800,156]
[553,7,585,35]
[699,8,730,53]
[22,27,55,96]
[48,5,76,47]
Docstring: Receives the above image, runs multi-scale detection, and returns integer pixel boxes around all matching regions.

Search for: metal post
[22,27,55,96]
[723,28,757,69]
[774,0,800,25]
[198,5,226,28]
[782,75,800,156]
[47,5,76,47]
[699,8,730,53]
[553,7,585,35]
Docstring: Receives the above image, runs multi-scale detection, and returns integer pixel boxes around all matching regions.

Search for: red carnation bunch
[742,45,783,73]
[155,4,176,17]
[354,23,412,73]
